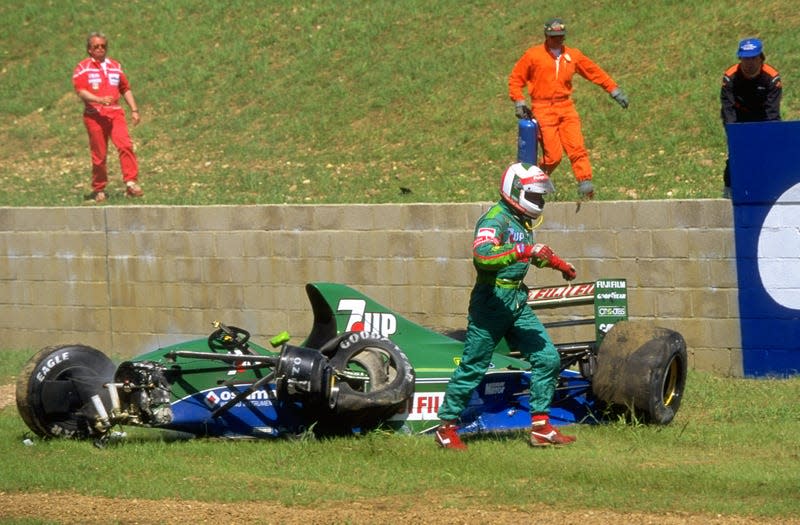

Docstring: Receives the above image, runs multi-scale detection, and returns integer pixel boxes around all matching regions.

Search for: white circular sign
[757,182,800,310]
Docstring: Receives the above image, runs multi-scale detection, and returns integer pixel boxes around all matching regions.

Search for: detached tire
[323,332,415,431]
[591,321,687,424]
[16,344,116,439]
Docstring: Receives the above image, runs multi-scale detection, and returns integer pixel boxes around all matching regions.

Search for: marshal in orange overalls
[509,23,626,195]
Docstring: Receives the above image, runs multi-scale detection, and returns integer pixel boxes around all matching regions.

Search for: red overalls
[72,57,138,192]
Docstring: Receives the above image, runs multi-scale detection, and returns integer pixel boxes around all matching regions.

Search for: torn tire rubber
[323,332,415,431]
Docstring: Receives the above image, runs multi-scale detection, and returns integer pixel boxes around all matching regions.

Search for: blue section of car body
[169,387,307,438]
[458,369,598,435]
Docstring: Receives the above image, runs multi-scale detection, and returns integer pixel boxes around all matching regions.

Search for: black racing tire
[323,332,415,431]
[591,321,687,425]
[16,344,116,439]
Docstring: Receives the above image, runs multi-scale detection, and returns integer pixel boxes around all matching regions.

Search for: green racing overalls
[437,199,560,421]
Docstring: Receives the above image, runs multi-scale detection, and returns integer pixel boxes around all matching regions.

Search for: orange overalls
[509,43,617,184]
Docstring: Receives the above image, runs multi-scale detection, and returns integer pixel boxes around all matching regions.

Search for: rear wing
[527,279,628,344]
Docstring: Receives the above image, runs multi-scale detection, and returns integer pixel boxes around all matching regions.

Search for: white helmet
[499,163,555,219]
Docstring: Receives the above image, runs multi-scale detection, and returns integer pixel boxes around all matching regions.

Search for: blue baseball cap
[737,38,763,58]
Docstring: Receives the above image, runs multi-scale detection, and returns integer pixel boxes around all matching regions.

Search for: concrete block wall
[0,200,741,376]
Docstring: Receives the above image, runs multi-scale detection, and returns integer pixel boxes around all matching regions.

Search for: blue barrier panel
[727,120,800,376]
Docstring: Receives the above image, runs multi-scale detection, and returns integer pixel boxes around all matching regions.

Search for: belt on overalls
[531,97,571,107]
[476,275,523,289]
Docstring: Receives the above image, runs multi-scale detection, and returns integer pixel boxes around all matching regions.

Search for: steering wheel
[207,323,251,352]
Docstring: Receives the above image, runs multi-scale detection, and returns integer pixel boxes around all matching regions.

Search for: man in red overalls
[509,18,628,200]
[72,32,143,203]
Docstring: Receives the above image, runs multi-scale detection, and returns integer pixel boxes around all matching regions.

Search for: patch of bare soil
[0,491,798,525]
[0,384,14,411]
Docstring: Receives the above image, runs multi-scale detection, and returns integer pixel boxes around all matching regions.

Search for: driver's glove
[530,244,578,281]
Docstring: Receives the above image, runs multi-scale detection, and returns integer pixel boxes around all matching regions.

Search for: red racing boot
[530,414,576,447]
[434,420,467,450]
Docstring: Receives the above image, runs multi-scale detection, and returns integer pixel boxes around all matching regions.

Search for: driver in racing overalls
[435,162,578,450]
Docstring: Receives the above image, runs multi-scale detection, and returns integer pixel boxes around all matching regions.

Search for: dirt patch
[0,491,797,525]
[0,384,14,411]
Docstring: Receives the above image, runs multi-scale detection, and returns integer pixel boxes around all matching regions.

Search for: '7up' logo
[337,299,397,336]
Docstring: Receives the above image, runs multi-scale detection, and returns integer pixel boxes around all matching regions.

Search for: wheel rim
[337,346,393,393]
[661,355,681,406]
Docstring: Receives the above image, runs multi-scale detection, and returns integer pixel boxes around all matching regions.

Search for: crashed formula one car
[16,279,687,443]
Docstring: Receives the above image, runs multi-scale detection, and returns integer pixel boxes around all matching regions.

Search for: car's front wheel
[16,344,116,439]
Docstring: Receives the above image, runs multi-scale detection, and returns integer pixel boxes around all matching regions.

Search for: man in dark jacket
[721,38,782,198]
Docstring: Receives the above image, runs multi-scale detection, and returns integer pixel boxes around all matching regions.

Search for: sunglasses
[90,43,107,49]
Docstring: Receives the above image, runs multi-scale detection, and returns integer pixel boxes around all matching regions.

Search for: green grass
[1,1,798,206]
[2,2,800,518]
[2,348,799,517]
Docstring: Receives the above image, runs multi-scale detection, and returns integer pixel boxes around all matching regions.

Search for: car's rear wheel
[591,321,687,424]
[16,345,116,439]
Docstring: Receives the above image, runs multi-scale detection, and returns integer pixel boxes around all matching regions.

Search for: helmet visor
[524,191,545,209]
[526,177,556,195]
